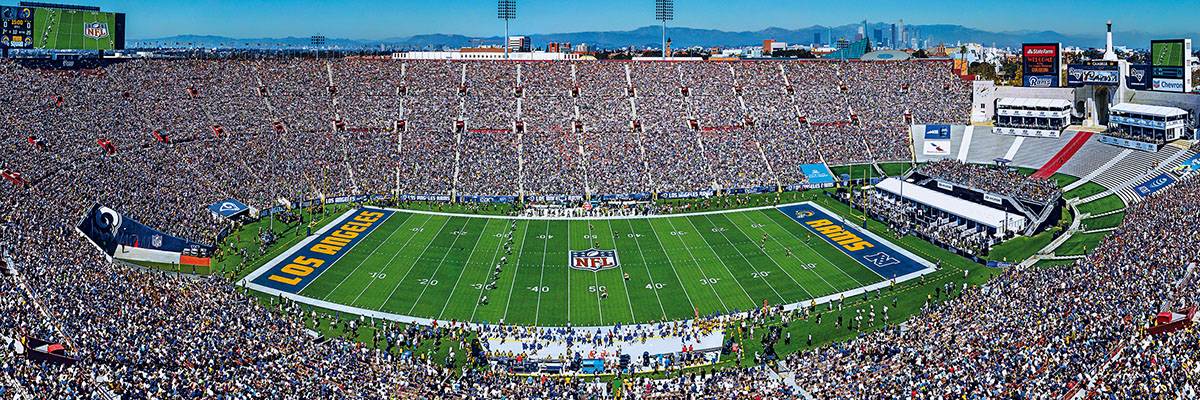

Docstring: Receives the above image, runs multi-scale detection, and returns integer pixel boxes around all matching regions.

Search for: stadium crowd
[919,159,1062,202]
[5,56,1194,399]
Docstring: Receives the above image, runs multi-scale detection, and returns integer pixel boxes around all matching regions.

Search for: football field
[249,204,931,326]
[33,8,116,50]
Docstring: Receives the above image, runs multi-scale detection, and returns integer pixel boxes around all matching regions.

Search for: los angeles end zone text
[248,204,929,325]
[254,209,394,290]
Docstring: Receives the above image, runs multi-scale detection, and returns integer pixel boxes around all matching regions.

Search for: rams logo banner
[778,203,927,278]
[569,249,620,272]
[253,208,394,293]
[84,22,109,39]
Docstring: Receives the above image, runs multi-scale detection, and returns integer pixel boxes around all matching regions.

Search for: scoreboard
[1,5,124,50]
[1,6,34,48]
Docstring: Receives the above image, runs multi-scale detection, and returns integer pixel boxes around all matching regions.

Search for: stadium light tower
[498,0,516,59]
[655,0,673,60]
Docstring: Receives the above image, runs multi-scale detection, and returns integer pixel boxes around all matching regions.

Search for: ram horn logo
[219,202,241,212]
[795,211,814,218]
[1027,76,1053,86]
[1129,69,1146,81]
[94,205,123,236]
[84,22,109,39]
[569,249,620,271]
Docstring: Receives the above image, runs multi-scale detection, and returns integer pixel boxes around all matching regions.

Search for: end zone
[244,207,394,294]
[777,202,934,280]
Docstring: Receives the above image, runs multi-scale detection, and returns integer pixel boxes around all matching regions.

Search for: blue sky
[73,0,1200,39]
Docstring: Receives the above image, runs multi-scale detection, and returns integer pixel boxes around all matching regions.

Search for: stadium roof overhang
[1110,102,1187,118]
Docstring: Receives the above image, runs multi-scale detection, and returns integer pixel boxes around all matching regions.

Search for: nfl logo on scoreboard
[568,249,620,272]
[84,22,109,39]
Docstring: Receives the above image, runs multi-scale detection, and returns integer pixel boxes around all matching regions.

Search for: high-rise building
[873,28,883,46]
[890,23,897,48]
[813,32,821,47]
[507,36,530,52]
[897,19,905,47]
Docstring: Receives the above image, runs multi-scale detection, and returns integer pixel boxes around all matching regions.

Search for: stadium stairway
[1032,131,1094,179]
[1082,146,1192,204]
[1060,146,1131,193]
[963,130,1018,165]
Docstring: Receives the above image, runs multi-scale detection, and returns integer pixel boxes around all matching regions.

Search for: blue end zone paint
[777,203,927,279]
[251,208,394,293]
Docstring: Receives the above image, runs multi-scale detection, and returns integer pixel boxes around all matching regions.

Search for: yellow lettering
[806,219,833,228]
[359,211,384,219]
[281,263,314,276]
[816,225,843,235]
[320,236,350,246]
[267,275,302,285]
[844,241,875,252]
[332,230,359,239]
[292,256,324,268]
[341,223,367,232]
[311,244,340,255]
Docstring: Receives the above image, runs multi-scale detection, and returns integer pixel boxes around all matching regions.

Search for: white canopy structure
[875,178,1028,232]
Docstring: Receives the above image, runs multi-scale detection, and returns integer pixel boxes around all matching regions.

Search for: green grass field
[289,206,888,326]
[33,8,117,50]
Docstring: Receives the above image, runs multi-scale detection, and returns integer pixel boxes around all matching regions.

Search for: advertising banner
[924,140,951,156]
[1126,64,1152,90]
[1022,43,1061,87]
[983,193,1004,204]
[923,125,951,140]
[207,199,250,218]
[1150,39,1192,92]
[1134,174,1176,197]
[1065,64,1119,86]
[1023,75,1059,88]
[77,204,214,257]
[659,190,715,200]
[799,164,836,184]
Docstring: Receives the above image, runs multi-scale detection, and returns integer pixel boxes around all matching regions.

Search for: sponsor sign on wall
[1065,64,1119,86]
[1022,43,1061,87]
[1134,174,1176,197]
[1126,64,1152,90]
[1150,39,1192,92]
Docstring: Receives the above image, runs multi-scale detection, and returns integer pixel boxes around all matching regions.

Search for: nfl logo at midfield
[568,249,620,272]
[84,22,109,39]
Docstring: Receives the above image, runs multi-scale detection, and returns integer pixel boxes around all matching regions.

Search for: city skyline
[38,0,1200,41]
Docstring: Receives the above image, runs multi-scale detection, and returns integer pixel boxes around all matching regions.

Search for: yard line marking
[321,214,413,300]
[469,219,514,322]
[759,209,868,286]
[611,220,656,321]
[437,219,496,319]
[533,221,551,325]
[349,214,436,305]
[584,221,605,325]
[711,213,815,299]
[673,217,757,305]
[726,212,838,294]
[408,218,475,314]
[567,220,572,322]
[696,214,788,303]
[375,217,453,310]
[644,219,719,312]
[501,221,532,322]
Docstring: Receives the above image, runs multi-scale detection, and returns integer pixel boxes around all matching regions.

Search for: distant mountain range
[132,23,1200,51]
